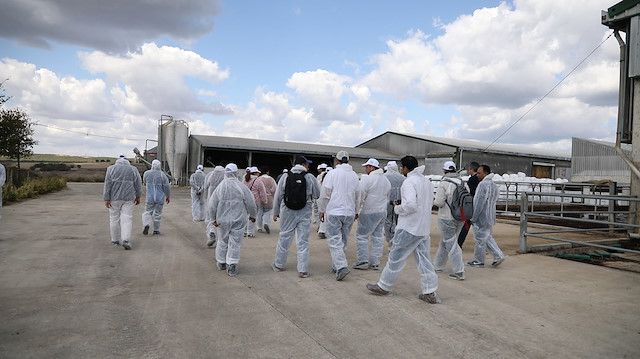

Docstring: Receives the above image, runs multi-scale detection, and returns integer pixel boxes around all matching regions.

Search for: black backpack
[284,171,308,210]
[443,178,474,221]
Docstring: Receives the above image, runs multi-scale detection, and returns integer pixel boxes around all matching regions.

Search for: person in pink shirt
[243,166,267,237]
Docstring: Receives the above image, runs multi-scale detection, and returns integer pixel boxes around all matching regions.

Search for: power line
[482,31,614,152]
[35,123,147,142]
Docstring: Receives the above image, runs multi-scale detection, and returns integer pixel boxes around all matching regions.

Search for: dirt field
[0,183,639,358]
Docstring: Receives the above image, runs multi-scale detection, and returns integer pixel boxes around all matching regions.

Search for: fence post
[609,182,617,233]
[519,193,529,253]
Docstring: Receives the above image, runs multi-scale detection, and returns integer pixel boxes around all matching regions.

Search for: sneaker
[152,231,161,236]
[122,242,131,250]
[331,267,337,274]
[243,233,247,237]
[247,233,255,238]
[491,256,507,268]
[264,224,270,234]
[366,283,389,295]
[216,262,226,271]
[448,272,465,280]
[353,261,369,270]
[318,232,326,239]
[143,225,149,235]
[271,262,284,272]
[257,228,264,233]
[466,260,485,268]
[369,263,380,270]
[418,292,441,304]
[435,268,446,273]
[111,241,120,246]
[206,232,216,247]
[298,272,309,278]
[336,267,350,281]
[227,264,238,276]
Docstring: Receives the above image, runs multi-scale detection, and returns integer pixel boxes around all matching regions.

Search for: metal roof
[358,131,571,160]
[572,137,632,152]
[190,134,402,160]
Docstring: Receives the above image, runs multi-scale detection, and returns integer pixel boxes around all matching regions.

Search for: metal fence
[518,191,640,255]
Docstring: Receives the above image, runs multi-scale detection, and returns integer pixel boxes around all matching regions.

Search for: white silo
[160,119,189,185]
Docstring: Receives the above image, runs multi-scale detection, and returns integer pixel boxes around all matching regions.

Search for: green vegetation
[2,176,67,204]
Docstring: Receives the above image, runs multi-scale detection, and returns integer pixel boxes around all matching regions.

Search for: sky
[0,0,622,158]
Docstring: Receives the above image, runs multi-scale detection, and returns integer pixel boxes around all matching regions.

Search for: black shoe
[264,224,270,234]
[111,241,120,246]
[122,242,131,250]
[152,231,161,235]
[227,264,238,276]
[143,225,149,235]
[336,267,350,281]
[318,232,326,239]
[217,262,226,271]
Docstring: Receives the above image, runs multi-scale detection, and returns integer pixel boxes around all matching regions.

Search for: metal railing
[518,191,640,255]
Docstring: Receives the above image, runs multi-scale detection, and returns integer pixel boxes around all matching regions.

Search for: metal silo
[158,115,189,185]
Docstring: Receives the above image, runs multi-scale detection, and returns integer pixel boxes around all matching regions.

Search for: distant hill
[0,154,115,163]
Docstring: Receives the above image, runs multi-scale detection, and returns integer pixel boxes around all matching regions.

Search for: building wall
[571,138,631,183]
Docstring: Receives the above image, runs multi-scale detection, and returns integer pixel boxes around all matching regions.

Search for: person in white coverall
[353,158,390,270]
[204,165,225,246]
[103,154,142,250]
[256,166,277,234]
[271,156,320,278]
[209,163,257,276]
[190,165,206,221]
[317,150,361,281]
[383,161,405,246]
[243,166,267,237]
[467,164,507,268]
[142,159,170,236]
[433,161,465,280]
[366,155,440,304]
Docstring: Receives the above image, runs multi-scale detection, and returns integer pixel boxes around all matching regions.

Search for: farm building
[356,131,572,178]
[571,137,632,184]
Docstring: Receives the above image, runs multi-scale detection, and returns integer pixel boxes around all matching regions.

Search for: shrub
[2,176,67,204]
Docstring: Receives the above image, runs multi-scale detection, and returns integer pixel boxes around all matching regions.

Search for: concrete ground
[0,182,638,359]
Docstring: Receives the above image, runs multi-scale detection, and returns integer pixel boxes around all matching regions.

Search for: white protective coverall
[103,158,142,246]
[190,168,206,221]
[204,166,225,242]
[433,173,465,274]
[470,173,505,264]
[272,165,320,274]
[384,166,405,244]
[209,171,257,269]
[142,160,171,233]
[376,165,439,295]
[354,168,391,267]
[317,163,360,272]
[257,173,277,232]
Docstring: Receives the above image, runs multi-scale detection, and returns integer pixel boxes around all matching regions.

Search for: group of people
[103,150,506,304]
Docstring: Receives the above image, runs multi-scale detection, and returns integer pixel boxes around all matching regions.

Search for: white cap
[118,153,126,158]
[336,150,349,163]
[250,166,260,173]
[386,160,398,169]
[362,158,380,168]
[283,169,288,173]
[443,161,456,171]
[326,167,332,171]
[317,163,328,170]
[225,163,239,172]
[197,164,203,170]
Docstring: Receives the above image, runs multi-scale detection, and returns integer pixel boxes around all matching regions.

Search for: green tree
[0,81,38,184]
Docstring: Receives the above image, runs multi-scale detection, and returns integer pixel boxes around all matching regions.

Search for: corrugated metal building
[571,137,631,184]
[187,135,401,177]
[357,131,572,178]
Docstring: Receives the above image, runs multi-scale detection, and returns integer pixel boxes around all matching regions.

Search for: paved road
[1,183,638,358]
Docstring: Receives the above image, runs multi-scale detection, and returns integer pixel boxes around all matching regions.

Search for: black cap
[295,155,312,165]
